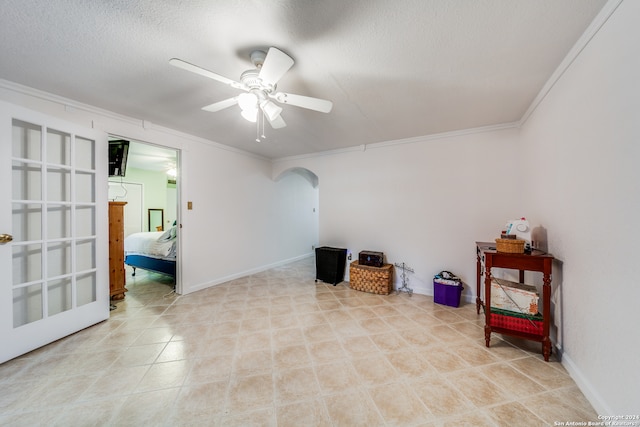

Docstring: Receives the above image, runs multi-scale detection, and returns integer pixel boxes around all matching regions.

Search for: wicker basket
[349,261,394,295]
[495,238,525,254]
[490,308,543,335]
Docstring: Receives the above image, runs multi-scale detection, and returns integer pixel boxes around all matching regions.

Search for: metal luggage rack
[394,262,414,296]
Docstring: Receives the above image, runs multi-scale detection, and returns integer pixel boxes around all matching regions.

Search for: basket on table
[490,308,543,335]
[495,238,525,254]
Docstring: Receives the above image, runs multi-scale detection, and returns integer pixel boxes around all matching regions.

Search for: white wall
[0,82,317,295]
[166,183,177,228]
[274,127,522,298]
[273,169,319,255]
[110,167,172,232]
[108,181,144,237]
[183,151,317,290]
[519,0,639,413]
[125,168,168,221]
[273,2,640,413]
[129,168,171,230]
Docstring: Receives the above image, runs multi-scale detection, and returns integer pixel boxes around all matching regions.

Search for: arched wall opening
[274,167,320,253]
[275,167,319,188]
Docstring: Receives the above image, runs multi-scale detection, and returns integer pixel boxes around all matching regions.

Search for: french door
[0,101,109,364]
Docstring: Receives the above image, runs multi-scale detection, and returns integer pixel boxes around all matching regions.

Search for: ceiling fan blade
[266,113,287,129]
[272,92,333,113]
[258,47,294,87]
[201,97,238,112]
[169,58,244,88]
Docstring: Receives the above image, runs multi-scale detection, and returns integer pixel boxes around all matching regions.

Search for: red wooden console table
[476,241,554,361]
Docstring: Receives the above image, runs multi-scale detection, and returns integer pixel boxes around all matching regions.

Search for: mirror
[148,208,164,232]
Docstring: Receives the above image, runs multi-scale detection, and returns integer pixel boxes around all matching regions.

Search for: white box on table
[490,279,539,315]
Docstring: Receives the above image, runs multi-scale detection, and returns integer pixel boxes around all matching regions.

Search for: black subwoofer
[315,246,347,285]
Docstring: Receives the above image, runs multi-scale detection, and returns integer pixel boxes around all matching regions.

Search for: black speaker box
[315,246,347,285]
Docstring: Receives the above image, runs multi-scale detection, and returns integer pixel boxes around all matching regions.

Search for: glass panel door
[0,101,108,363]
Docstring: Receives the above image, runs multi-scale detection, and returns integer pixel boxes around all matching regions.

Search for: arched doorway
[274,167,320,253]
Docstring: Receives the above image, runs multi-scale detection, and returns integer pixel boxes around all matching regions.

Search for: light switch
[187,201,193,210]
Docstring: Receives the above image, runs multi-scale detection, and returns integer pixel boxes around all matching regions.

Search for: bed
[124,225,177,278]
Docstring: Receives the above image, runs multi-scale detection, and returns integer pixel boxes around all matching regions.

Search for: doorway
[107,137,180,294]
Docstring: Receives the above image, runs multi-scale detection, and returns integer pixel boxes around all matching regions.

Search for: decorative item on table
[490,308,544,335]
[494,237,525,253]
[490,278,539,315]
[433,271,464,307]
[503,217,532,253]
[358,250,384,267]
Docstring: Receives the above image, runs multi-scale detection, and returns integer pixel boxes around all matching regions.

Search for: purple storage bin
[433,279,463,307]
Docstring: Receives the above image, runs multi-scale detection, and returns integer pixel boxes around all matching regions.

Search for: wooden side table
[476,241,554,361]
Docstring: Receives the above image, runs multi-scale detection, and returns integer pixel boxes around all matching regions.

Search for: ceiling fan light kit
[237,92,258,110]
[170,47,333,141]
[260,99,283,121]
[240,106,258,123]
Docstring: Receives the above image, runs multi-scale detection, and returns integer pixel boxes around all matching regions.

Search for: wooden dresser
[109,201,128,300]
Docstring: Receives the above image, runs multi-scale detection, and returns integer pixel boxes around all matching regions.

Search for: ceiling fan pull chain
[261,111,266,139]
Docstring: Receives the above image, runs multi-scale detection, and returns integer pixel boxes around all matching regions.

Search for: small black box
[358,251,384,267]
[315,247,347,285]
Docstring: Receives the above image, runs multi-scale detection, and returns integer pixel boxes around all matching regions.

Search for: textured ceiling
[0,0,607,159]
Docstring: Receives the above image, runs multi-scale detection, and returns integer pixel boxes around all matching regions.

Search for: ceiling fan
[169,47,333,129]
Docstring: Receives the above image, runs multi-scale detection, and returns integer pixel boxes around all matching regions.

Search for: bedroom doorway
[108,137,181,295]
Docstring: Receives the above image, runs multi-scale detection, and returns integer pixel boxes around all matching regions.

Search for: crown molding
[518,0,624,126]
[0,78,269,162]
[272,121,519,164]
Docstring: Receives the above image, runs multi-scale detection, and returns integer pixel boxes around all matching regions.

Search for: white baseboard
[560,351,612,415]
[183,252,314,294]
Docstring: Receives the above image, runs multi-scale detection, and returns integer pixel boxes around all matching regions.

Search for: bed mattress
[124,230,176,260]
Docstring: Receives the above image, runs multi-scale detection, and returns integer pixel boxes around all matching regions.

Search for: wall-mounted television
[108,139,130,177]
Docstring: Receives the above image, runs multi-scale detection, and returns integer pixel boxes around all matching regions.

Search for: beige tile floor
[0,258,598,426]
